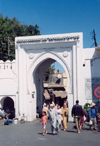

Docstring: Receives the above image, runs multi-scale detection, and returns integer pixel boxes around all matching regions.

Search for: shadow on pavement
[38,132,58,135]
[38,133,43,135]
[82,128,90,130]
[47,132,58,135]
[66,130,77,133]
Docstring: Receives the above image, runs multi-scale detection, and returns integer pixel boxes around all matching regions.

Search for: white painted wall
[14,33,83,121]
[82,48,100,104]
[0,33,100,122]
[0,60,16,108]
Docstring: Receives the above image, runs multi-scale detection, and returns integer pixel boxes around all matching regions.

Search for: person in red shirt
[41,111,48,136]
[80,106,87,130]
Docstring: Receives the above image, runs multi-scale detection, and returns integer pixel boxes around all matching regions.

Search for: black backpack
[4,120,9,125]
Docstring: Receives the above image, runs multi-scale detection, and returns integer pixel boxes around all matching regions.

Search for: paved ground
[0,119,100,146]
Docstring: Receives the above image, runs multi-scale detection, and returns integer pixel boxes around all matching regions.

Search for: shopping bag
[89,119,93,125]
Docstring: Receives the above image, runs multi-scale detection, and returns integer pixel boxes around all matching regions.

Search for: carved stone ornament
[16,35,80,44]
[29,53,34,59]
[63,51,68,57]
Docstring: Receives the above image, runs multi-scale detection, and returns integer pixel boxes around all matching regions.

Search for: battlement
[0,60,16,80]
[0,60,15,70]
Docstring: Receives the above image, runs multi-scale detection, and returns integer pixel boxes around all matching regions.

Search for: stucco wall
[0,60,16,108]
[83,48,100,104]
[0,33,100,122]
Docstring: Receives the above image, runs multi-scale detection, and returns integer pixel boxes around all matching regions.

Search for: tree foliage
[0,14,40,61]
[44,65,55,81]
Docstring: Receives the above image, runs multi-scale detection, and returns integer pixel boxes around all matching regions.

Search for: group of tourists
[41,102,69,135]
[41,100,100,136]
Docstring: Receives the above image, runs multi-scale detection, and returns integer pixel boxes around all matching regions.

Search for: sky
[0,0,100,72]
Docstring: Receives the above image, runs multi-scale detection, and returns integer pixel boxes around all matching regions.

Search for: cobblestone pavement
[0,119,100,146]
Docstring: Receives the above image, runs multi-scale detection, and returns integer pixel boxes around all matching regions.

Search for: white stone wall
[15,33,83,121]
[0,33,100,122]
[0,60,16,108]
[82,48,100,104]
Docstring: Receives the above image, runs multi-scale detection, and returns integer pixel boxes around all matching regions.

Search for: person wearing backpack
[89,102,100,131]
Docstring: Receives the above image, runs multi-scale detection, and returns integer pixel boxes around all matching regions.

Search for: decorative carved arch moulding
[27,50,72,94]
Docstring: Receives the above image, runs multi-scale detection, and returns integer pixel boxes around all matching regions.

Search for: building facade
[0,32,100,121]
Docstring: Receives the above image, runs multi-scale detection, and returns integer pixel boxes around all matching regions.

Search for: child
[41,111,48,136]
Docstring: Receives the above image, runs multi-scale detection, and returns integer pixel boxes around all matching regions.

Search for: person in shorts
[41,111,48,136]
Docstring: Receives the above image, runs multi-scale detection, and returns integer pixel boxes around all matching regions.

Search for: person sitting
[5,107,10,119]
[0,108,7,119]
[5,107,10,114]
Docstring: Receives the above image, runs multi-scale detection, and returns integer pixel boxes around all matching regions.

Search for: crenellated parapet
[0,60,16,78]
[0,60,15,71]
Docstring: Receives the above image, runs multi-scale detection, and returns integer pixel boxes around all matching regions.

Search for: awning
[43,90,50,100]
[53,90,67,98]
[48,89,54,92]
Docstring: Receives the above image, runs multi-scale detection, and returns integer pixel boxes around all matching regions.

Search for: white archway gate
[15,33,83,121]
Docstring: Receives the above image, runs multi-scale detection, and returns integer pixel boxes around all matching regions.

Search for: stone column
[16,46,27,119]
[72,45,77,103]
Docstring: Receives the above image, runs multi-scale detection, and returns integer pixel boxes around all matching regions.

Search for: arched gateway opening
[29,52,71,117]
[37,61,68,116]
[34,59,68,116]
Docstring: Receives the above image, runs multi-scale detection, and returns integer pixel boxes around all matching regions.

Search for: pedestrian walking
[80,106,87,130]
[89,102,100,131]
[61,103,69,131]
[42,103,49,117]
[71,100,83,133]
[55,104,58,110]
[65,97,68,108]
[41,111,48,136]
[56,105,62,132]
[48,103,58,135]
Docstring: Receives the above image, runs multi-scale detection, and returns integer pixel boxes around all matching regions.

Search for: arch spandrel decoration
[27,50,72,95]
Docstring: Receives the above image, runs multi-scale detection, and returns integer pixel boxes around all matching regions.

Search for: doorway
[33,58,68,117]
[3,97,15,119]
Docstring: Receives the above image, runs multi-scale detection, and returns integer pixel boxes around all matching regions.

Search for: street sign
[94,87,100,98]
